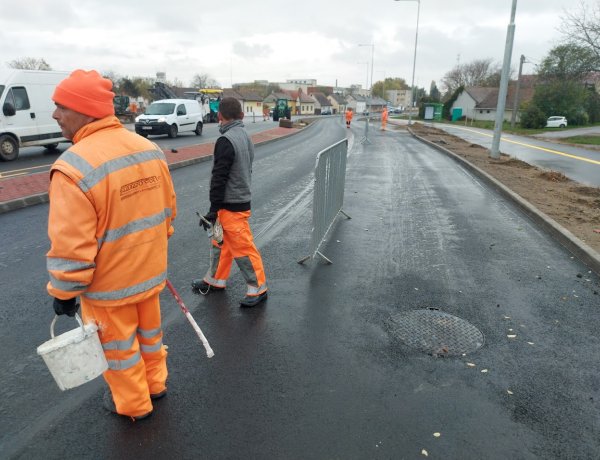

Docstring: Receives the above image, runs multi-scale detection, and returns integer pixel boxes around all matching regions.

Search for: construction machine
[184,88,223,123]
[272,98,291,122]
[113,95,138,123]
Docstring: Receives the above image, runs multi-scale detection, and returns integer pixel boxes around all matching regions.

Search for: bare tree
[560,1,600,60]
[191,73,220,88]
[441,58,503,95]
[7,57,52,70]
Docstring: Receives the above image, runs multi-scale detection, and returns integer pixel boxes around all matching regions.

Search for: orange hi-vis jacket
[345,110,353,122]
[47,116,177,307]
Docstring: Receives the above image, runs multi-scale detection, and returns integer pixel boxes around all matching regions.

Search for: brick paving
[0,126,299,213]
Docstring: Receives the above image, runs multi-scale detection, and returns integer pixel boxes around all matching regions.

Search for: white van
[135,99,204,138]
[0,69,70,161]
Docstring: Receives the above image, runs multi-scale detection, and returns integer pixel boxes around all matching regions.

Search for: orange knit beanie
[52,69,115,119]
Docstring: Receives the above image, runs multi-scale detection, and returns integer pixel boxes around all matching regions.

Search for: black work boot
[240,291,268,307]
[191,279,225,295]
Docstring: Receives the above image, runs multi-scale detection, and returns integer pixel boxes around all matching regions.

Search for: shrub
[520,104,547,129]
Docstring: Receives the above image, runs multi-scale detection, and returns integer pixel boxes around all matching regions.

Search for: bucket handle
[50,313,85,339]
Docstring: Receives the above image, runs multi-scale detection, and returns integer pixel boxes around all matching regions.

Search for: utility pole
[490,0,517,159]
[510,54,525,128]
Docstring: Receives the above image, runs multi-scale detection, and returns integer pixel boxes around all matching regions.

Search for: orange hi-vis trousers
[203,209,267,296]
[82,293,168,418]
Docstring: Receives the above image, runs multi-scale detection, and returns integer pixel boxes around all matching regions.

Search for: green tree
[7,57,52,70]
[532,80,588,125]
[442,85,464,119]
[234,82,281,98]
[371,77,409,98]
[537,43,599,81]
[429,81,441,102]
[584,86,600,123]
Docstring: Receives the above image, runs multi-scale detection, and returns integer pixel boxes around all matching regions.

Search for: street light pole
[359,43,375,111]
[490,0,518,159]
[394,0,420,125]
[510,54,526,128]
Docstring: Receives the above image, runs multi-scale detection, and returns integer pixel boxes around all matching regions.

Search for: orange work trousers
[203,209,267,296]
[81,293,168,418]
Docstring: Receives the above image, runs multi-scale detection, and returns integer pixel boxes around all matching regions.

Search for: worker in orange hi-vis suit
[381,107,389,130]
[345,108,353,128]
[46,70,177,421]
[192,97,268,308]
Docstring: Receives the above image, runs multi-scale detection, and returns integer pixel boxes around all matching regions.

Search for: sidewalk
[0,126,299,214]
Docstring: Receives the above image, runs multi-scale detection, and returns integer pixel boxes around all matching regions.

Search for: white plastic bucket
[37,313,108,391]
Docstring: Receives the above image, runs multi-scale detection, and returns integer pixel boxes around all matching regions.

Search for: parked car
[320,109,332,115]
[546,116,567,128]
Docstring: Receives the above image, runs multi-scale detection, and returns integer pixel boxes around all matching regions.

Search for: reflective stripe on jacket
[47,116,177,307]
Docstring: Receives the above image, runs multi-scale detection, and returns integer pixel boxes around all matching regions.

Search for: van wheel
[168,124,178,138]
[44,143,59,153]
[195,122,203,136]
[0,135,18,161]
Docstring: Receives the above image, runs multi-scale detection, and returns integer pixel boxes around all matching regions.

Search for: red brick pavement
[0,126,299,212]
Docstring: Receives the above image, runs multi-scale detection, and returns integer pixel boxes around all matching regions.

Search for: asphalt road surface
[1,117,600,459]
[427,123,600,187]
[0,117,283,178]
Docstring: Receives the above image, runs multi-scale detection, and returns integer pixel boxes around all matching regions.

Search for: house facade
[452,82,534,122]
[238,90,263,117]
[309,92,333,114]
[328,94,347,114]
[345,94,367,114]
[386,89,412,109]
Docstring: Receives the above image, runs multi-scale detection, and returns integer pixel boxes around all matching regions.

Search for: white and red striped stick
[166,279,214,358]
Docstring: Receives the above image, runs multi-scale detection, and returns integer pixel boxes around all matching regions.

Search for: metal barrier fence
[298,138,351,264]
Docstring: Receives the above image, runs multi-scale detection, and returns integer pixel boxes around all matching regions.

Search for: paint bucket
[37,314,108,391]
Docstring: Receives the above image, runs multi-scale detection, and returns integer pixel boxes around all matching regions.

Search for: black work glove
[200,211,217,231]
[53,297,79,317]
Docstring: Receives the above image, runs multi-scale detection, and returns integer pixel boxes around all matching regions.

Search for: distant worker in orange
[345,107,353,128]
[263,105,270,121]
[46,69,177,421]
[381,106,389,130]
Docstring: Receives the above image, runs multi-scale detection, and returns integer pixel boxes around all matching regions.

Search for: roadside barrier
[360,116,372,144]
[298,138,351,264]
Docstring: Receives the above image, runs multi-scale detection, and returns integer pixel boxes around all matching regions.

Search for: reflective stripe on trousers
[81,293,168,418]
[203,209,267,295]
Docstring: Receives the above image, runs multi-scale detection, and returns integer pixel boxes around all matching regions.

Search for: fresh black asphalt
[1,118,599,459]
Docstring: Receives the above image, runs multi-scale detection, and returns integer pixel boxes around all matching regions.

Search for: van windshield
[0,85,4,99]
[145,103,175,115]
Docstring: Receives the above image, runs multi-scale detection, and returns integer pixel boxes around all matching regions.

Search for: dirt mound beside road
[408,123,600,255]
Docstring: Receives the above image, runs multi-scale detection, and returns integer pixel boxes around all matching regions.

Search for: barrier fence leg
[360,117,372,145]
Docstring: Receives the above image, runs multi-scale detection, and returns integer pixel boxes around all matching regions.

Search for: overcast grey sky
[0,0,573,90]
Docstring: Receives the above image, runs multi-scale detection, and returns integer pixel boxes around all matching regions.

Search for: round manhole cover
[389,309,484,357]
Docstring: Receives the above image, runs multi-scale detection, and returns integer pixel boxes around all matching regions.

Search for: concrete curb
[408,128,600,277]
[0,125,306,215]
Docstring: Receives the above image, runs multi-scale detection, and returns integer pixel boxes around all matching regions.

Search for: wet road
[1,117,600,459]
[427,123,600,187]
